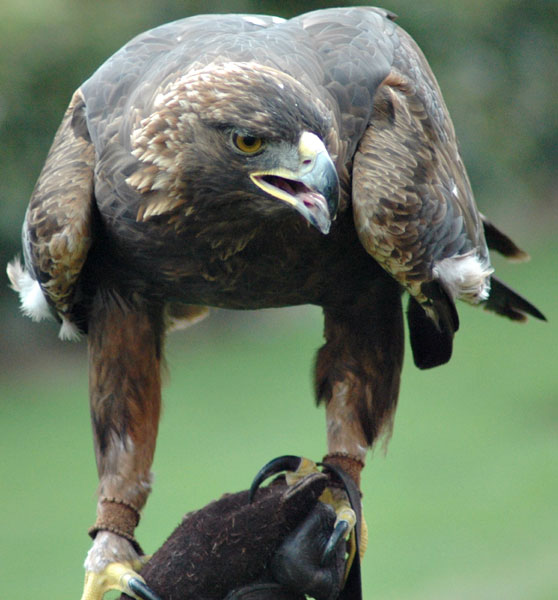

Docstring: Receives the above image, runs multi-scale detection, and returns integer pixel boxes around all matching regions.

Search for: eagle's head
[127,62,339,234]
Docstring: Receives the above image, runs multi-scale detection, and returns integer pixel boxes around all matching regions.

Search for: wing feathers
[352,74,489,310]
[352,29,543,334]
[16,87,95,330]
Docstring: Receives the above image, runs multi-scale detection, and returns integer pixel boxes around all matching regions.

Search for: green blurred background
[1,1,556,598]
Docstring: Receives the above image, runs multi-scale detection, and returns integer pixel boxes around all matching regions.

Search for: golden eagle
[7,7,544,599]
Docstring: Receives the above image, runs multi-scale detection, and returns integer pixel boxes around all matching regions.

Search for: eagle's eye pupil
[232,132,264,154]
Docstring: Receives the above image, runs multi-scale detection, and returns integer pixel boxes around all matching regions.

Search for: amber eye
[231,132,264,154]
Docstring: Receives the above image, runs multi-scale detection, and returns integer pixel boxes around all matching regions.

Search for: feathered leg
[310,278,405,584]
[316,277,405,480]
[82,288,164,600]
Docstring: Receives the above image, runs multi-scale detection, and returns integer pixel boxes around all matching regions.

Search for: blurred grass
[1,237,556,599]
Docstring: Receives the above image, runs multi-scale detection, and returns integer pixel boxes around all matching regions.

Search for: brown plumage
[7,6,544,595]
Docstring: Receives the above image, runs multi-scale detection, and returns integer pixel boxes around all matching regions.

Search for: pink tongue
[298,190,326,209]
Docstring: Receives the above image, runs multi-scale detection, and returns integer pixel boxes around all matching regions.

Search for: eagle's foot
[81,532,160,600]
[319,486,357,564]
[250,455,363,571]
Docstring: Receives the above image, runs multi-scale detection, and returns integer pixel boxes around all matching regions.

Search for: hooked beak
[250,132,339,234]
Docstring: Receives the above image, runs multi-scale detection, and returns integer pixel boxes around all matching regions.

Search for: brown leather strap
[322,452,364,488]
[88,497,142,554]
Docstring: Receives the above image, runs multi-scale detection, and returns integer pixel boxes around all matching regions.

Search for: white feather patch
[58,316,81,342]
[433,252,493,303]
[6,258,53,322]
[8,258,82,341]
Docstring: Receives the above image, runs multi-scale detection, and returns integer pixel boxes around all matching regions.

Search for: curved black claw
[318,463,362,519]
[319,461,363,600]
[128,577,162,600]
[320,519,350,566]
[319,461,362,546]
[249,455,303,503]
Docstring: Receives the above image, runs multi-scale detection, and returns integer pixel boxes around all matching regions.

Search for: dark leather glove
[121,470,346,600]
[271,501,345,600]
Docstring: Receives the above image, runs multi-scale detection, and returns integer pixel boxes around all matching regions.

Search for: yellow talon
[284,457,320,485]
[80,559,154,600]
[319,485,368,581]
[250,455,367,581]
[282,457,367,573]
[359,512,368,559]
[320,486,357,531]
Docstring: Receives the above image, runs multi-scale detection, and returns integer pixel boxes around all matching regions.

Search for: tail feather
[407,282,459,370]
[482,216,530,262]
[485,276,546,322]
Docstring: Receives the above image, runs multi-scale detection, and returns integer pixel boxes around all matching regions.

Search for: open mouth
[251,173,332,234]
[248,131,339,234]
[256,174,311,199]
[253,174,328,211]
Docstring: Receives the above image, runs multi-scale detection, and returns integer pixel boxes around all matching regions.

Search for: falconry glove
[120,461,362,600]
